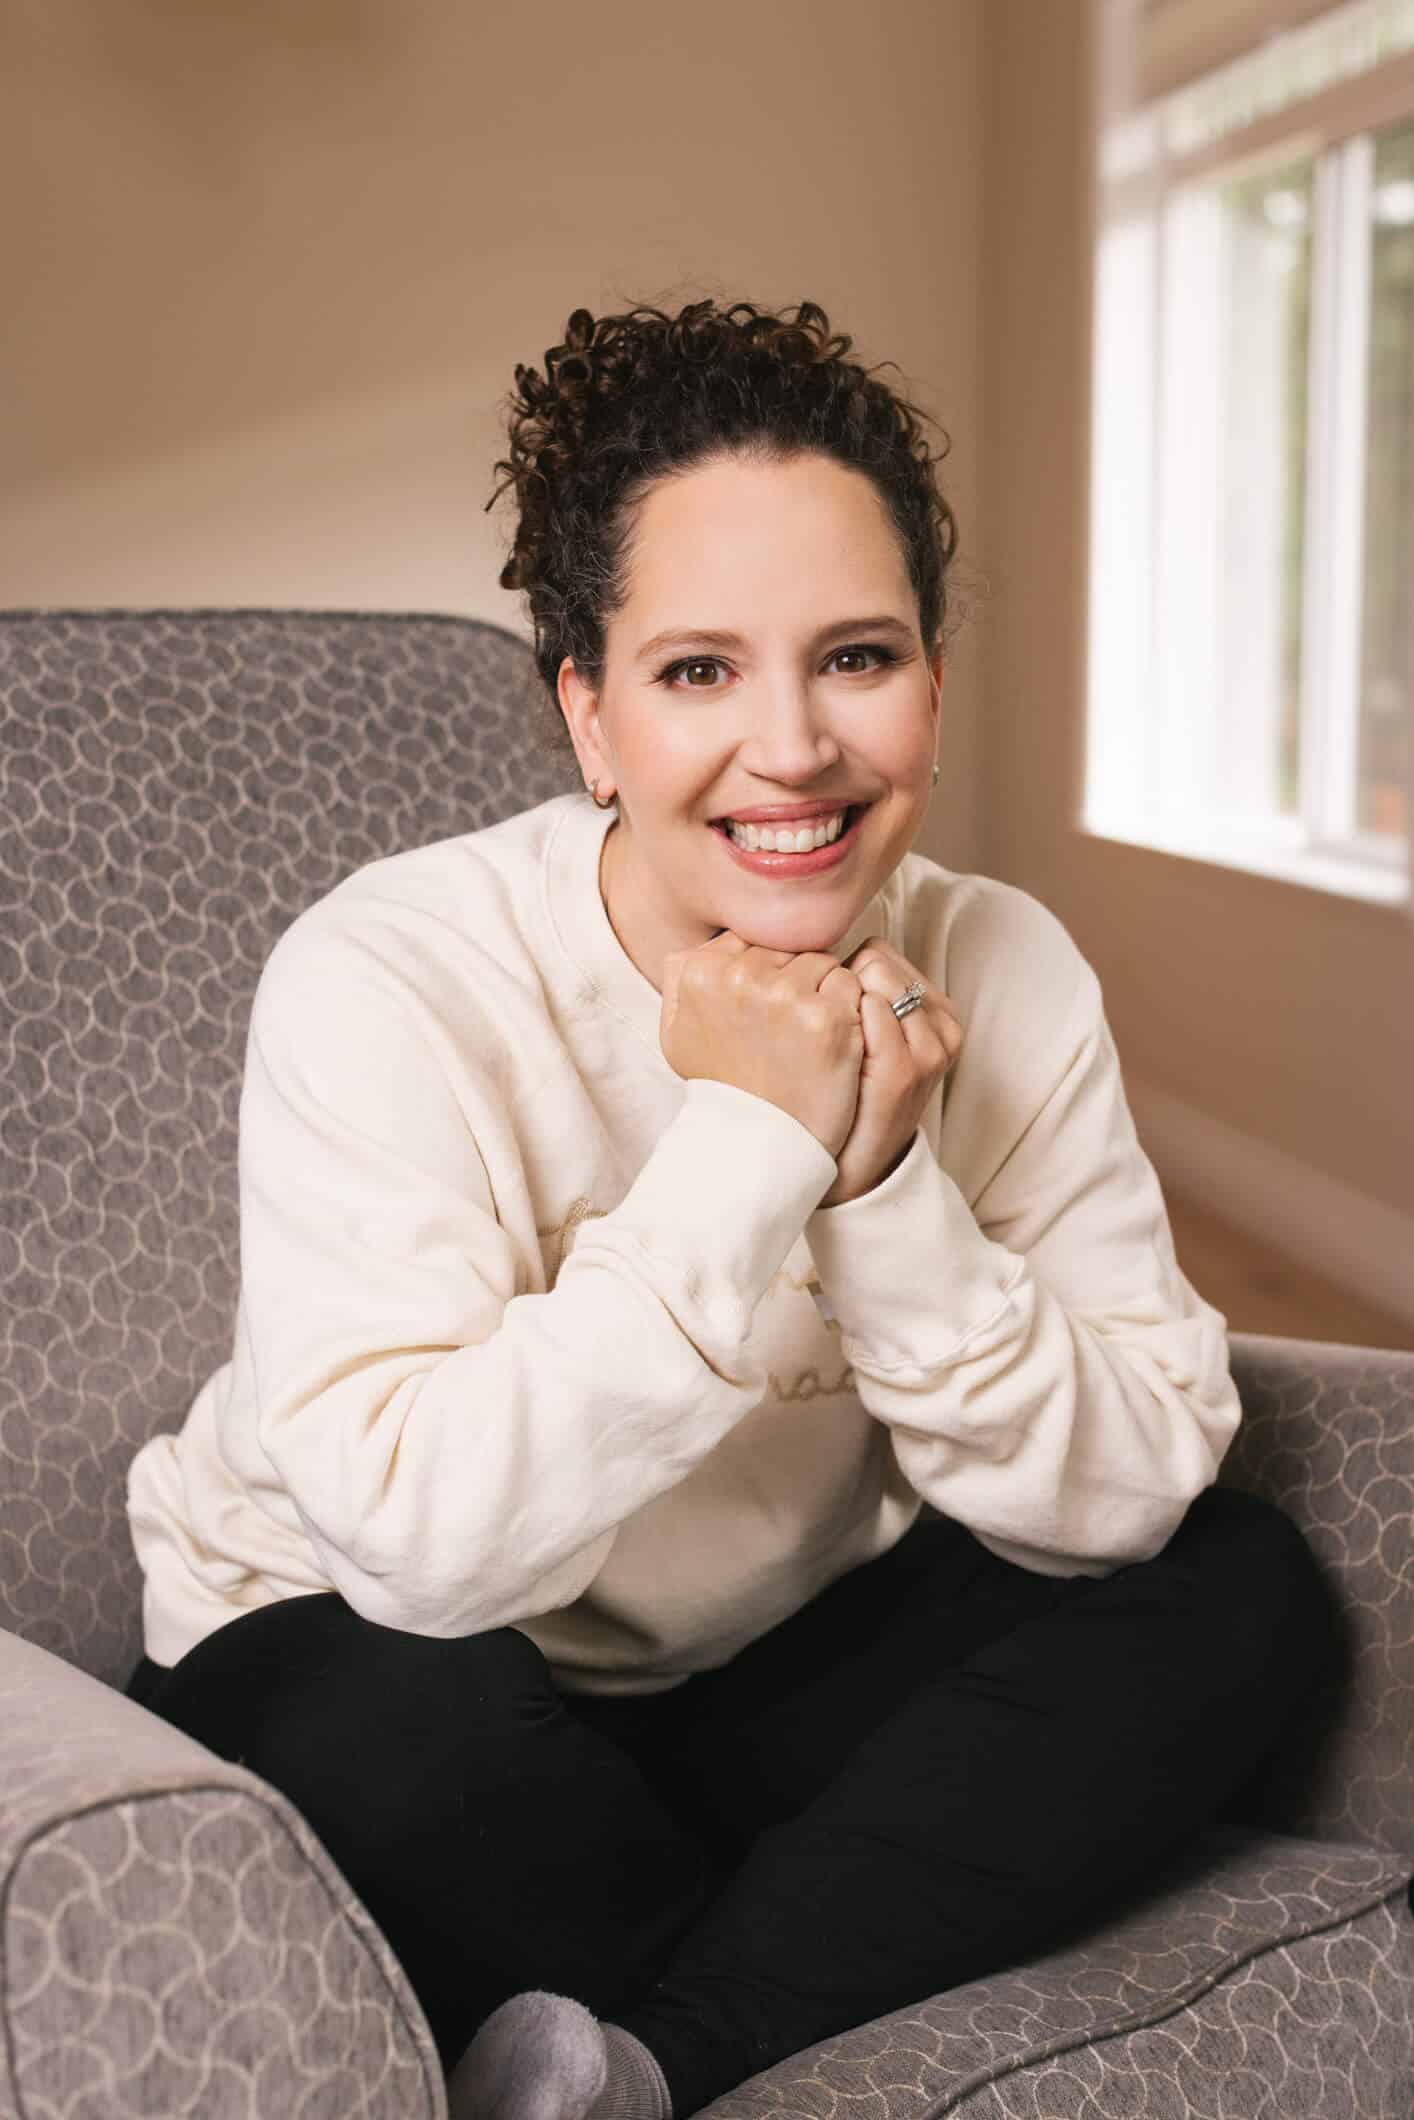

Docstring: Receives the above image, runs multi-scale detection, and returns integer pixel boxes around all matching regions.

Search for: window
[1086,0,1414,908]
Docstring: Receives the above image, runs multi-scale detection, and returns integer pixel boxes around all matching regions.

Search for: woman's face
[557,448,944,993]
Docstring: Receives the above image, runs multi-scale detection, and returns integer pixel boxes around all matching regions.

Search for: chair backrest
[0,608,578,1687]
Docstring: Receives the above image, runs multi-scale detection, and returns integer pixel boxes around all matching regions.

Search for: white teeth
[724,808,850,852]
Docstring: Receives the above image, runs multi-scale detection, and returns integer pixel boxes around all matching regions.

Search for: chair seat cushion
[699,1823,1414,2119]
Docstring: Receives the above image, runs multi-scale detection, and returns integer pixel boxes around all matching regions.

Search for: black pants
[125,1485,1343,2115]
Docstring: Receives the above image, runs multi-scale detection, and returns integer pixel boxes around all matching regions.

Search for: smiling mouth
[709,802,868,842]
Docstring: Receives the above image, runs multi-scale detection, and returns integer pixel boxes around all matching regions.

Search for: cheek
[874,736,935,789]
[864,696,933,763]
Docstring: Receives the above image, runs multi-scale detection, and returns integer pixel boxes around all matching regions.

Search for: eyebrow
[635,613,916,664]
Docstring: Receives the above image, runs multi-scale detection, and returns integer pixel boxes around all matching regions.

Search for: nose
[737,681,846,785]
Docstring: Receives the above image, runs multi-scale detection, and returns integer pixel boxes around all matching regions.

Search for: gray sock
[446,1990,672,2120]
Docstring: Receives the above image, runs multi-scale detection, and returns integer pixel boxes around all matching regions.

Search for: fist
[818,937,964,1207]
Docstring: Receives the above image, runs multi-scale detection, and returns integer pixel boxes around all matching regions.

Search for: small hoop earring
[588,779,617,810]
[931,764,939,787]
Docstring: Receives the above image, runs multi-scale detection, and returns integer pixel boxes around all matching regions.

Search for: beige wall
[4,0,1410,1324]
[0,0,985,872]
[984,0,1413,1327]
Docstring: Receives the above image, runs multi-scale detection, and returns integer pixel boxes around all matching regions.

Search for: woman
[123,297,1341,2120]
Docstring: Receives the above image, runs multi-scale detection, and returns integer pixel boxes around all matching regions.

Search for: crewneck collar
[544,792,898,1064]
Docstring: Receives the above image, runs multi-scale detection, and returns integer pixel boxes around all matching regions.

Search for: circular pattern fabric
[0,607,575,1688]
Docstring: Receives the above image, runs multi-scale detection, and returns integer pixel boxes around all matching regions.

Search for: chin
[724,914,852,953]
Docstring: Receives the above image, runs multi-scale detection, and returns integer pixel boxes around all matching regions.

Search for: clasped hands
[818,936,964,1209]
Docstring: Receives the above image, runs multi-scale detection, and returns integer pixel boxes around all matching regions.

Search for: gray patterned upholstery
[698,1825,1414,2119]
[1220,1334,1414,1864]
[0,608,579,1694]
[2,609,1411,2117]
[0,1627,442,2119]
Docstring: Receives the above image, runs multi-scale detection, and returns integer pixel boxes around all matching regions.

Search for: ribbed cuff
[597,2024,673,2120]
[806,1126,1021,1373]
[598,1077,839,1343]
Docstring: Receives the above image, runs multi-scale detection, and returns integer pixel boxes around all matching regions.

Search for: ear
[557,655,613,789]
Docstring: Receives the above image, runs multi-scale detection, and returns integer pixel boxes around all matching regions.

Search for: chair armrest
[0,1626,447,2119]
[1219,1330,1414,1863]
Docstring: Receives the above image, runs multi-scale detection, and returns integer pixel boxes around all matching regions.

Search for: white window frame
[1084,11,1414,910]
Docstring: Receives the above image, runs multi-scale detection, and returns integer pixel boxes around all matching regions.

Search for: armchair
[2,609,1410,2117]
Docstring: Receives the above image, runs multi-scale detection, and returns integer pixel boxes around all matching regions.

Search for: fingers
[774,950,861,1001]
[866,981,961,1076]
[846,942,962,1057]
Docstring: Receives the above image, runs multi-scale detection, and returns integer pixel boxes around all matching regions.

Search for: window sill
[1080,817,1410,908]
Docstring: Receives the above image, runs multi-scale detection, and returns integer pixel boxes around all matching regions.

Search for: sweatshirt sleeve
[234,920,839,1637]
[803,946,1242,1577]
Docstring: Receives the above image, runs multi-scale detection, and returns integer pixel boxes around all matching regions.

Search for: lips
[711,803,869,879]
[711,802,865,837]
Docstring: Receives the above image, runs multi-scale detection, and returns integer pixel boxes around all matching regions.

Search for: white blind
[1131,0,1347,101]
[1093,0,1414,911]
[1102,0,1414,181]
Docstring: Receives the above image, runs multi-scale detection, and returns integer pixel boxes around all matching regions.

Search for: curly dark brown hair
[485,295,968,769]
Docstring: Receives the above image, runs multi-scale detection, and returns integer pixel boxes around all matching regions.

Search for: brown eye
[830,646,896,675]
[653,657,724,688]
[653,644,898,690]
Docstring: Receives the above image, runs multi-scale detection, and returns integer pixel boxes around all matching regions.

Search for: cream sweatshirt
[125,789,1242,1692]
